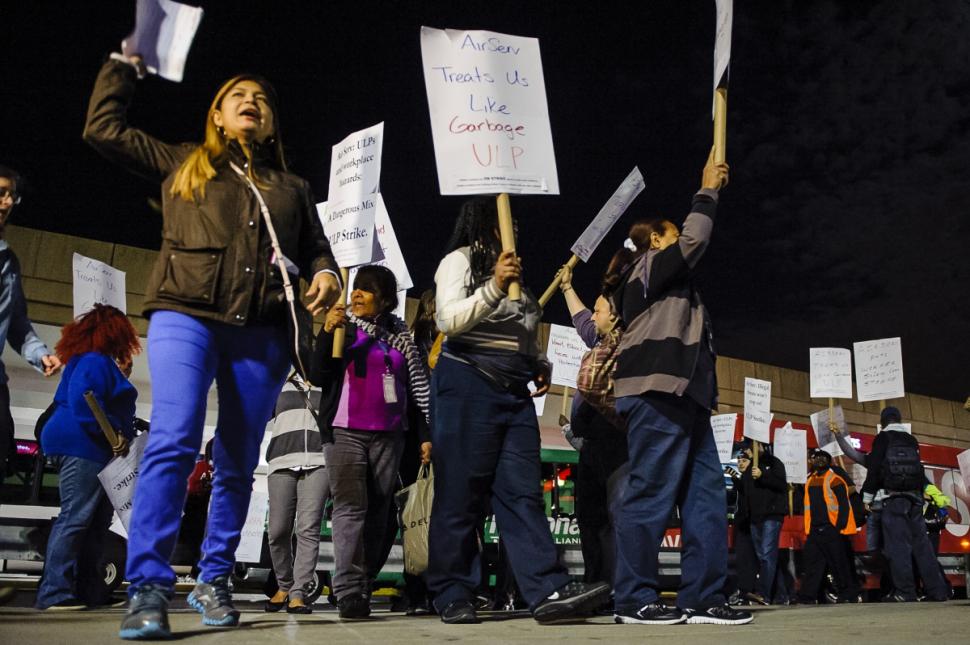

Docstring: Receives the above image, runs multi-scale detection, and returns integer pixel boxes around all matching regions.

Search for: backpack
[881,432,923,492]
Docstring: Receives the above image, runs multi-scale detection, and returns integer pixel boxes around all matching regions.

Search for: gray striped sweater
[265,379,327,474]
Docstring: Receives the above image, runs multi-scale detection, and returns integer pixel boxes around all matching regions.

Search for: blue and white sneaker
[187,576,240,627]
[119,584,172,640]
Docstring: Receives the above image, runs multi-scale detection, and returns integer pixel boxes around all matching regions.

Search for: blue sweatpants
[125,311,290,593]
[614,393,727,611]
[426,357,570,611]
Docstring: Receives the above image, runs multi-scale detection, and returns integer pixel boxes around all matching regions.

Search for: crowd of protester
[0,43,962,641]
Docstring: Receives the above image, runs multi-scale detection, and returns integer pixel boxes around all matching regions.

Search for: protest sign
[420,27,559,195]
[234,490,269,563]
[546,324,587,390]
[809,347,853,399]
[345,194,413,293]
[853,337,905,402]
[809,405,846,457]
[322,123,384,268]
[713,0,733,94]
[98,432,149,531]
[710,413,738,463]
[743,377,772,443]
[122,0,203,83]
[73,253,126,318]
[774,422,808,484]
[571,168,646,263]
[957,449,970,493]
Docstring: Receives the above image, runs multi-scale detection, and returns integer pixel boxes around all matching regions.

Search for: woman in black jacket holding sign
[83,52,339,640]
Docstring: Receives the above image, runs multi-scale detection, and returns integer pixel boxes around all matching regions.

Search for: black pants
[798,524,859,602]
[733,524,758,594]
[575,432,627,584]
[882,496,947,601]
[0,383,14,476]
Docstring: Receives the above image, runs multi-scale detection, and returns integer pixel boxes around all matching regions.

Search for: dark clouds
[3,0,968,400]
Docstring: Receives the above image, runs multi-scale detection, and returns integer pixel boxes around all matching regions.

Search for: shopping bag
[396,464,434,575]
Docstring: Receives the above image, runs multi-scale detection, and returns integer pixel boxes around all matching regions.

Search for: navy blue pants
[426,357,569,611]
[882,496,947,600]
[125,311,289,593]
[614,393,727,611]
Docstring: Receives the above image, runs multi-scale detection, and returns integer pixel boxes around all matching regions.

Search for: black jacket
[83,60,337,326]
[740,453,788,522]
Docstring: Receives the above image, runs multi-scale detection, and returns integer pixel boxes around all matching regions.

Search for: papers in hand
[122,0,204,82]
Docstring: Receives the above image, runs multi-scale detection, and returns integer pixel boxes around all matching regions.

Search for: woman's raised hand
[701,146,730,191]
[324,303,347,333]
[493,250,522,293]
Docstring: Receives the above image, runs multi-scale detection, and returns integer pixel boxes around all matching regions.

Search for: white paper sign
[420,27,559,195]
[345,195,413,293]
[73,253,127,318]
[710,413,738,463]
[713,0,733,95]
[570,167,646,262]
[234,490,269,563]
[773,422,808,484]
[546,324,587,389]
[808,405,846,457]
[323,123,385,267]
[809,347,853,399]
[957,449,970,493]
[122,0,204,83]
[98,432,149,531]
[743,377,772,443]
[853,337,905,402]
[528,381,546,416]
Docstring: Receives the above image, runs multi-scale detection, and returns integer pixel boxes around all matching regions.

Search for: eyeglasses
[0,188,20,205]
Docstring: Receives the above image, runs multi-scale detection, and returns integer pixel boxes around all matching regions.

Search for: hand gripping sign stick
[332,267,351,358]
[537,167,645,308]
[84,390,125,453]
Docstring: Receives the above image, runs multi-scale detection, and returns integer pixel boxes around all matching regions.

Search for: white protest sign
[957,449,970,493]
[322,122,384,267]
[345,195,412,292]
[773,422,808,484]
[73,253,127,318]
[743,377,772,443]
[710,413,738,463]
[853,337,905,402]
[808,405,846,457]
[98,432,149,531]
[234,490,269,563]
[528,381,546,416]
[420,27,559,195]
[713,0,733,95]
[546,324,587,389]
[570,167,646,262]
[809,347,853,399]
[122,0,204,83]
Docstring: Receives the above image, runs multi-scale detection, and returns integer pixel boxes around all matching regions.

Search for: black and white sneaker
[533,581,612,623]
[684,604,753,625]
[614,602,686,625]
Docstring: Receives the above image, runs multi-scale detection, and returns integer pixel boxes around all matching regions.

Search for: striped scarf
[348,313,430,424]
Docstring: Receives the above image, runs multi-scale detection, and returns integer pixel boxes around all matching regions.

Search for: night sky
[4,1,968,402]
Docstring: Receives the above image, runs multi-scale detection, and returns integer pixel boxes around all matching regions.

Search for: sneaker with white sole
[533,581,612,623]
[684,604,753,625]
[614,601,686,625]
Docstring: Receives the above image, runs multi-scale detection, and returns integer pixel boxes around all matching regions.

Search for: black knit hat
[880,406,902,427]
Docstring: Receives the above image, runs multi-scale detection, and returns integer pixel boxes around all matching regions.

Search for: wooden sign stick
[496,193,520,301]
[753,440,759,470]
[538,254,580,308]
[713,87,728,164]
[84,390,122,450]
[332,267,351,358]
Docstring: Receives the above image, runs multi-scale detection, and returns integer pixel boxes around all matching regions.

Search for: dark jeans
[882,496,947,601]
[613,393,727,611]
[798,524,859,602]
[325,427,404,599]
[0,383,14,476]
[575,433,628,584]
[750,518,786,602]
[733,524,758,594]
[36,455,114,608]
[427,357,569,611]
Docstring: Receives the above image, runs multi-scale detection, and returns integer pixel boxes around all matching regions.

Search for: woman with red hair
[35,304,140,610]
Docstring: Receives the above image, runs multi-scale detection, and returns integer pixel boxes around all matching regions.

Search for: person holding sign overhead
[83,50,339,639]
[35,305,140,610]
[427,197,611,624]
[609,152,751,625]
